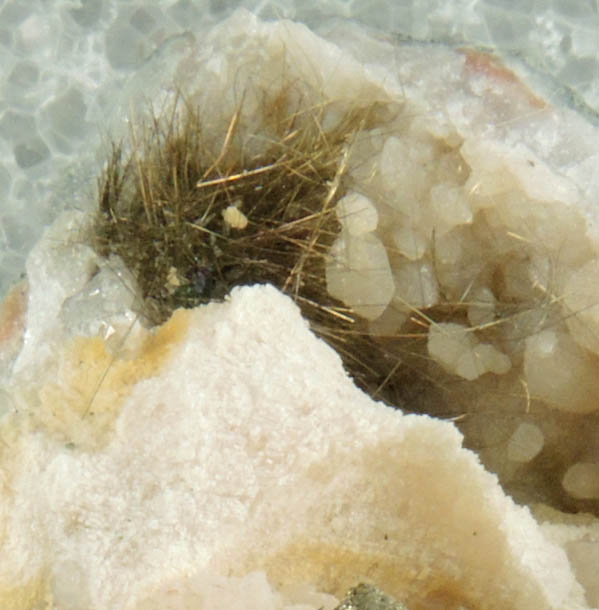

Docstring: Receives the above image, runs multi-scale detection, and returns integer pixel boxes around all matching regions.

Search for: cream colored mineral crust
[0,9,599,610]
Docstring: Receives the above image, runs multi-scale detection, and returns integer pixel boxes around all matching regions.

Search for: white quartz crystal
[508,423,545,463]
[429,182,473,232]
[563,260,599,356]
[524,330,599,414]
[563,463,599,500]
[391,226,428,261]
[467,286,496,328]
[326,231,394,320]
[428,322,511,381]
[335,192,378,236]
[393,260,440,310]
[379,136,428,215]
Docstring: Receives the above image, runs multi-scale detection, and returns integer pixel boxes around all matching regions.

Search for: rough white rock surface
[0,283,590,610]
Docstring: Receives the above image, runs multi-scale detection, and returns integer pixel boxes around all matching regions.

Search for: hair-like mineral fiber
[92,86,542,413]
[91,86,414,409]
[89,74,599,516]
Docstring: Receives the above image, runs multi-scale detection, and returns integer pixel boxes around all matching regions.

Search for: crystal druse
[1,9,599,610]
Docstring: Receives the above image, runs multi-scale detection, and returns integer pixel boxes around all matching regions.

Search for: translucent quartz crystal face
[326,231,395,321]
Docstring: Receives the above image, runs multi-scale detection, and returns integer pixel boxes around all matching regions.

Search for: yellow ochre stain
[0,575,49,610]
[239,541,480,610]
[34,307,192,449]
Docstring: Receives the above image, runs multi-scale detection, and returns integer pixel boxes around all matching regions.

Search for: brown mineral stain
[239,542,480,610]
[0,575,48,610]
[460,48,547,110]
[34,307,192,449]
[0,279,28,366]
